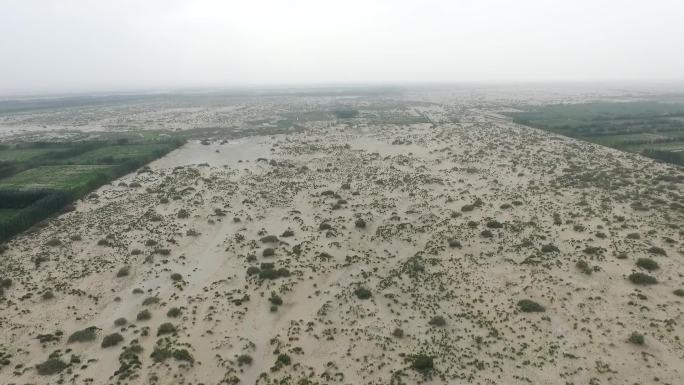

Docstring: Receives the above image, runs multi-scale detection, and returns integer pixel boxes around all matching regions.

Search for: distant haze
[1,0,683,95]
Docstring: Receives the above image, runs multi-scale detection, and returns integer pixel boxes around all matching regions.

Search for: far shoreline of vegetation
[0,138,184,242]
[509,101,684,167]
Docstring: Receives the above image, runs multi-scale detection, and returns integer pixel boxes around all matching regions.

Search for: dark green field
[510,101,684,166]
[0,139,183,242]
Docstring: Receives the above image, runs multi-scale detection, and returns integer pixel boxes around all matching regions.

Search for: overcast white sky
[1,0,683,94]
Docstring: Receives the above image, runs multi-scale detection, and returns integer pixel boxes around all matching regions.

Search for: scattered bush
[170,273,183,281]
[576,260,592,275]
[67,326,98,343]
[142,296,160,306]
[517,299,545,313]
[541,244,559,253]
[647,246,666,256]
[269,292,283,306]
[354,287,372,300]
[116,266,130,278]
[177,209,189,218]
[157,323,176,336]
[447,238,461,248]
[628,272,657,285]
[36,358,68,375]
[237,354,253,366]
[167,307,182,318]
[636,258,659,271]
[628,332,645,345]
[136,309,152,321]
[276,353,291,366]
[260,235,279,243]
[114,317,127,326]
[101,333,124,348]
[428,315,446,326]
[412,354,434,373]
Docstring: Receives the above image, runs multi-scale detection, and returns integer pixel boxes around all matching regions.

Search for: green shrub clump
[36,358,68,375]
[67,326,98,343]
[101,333,124,348]
[354,287,372,300]
[635,258,659,271]
[412,354,434,373]
[517,299,545,313]
[628,272,657,285]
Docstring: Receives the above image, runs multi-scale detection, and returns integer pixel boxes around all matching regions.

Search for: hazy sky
[1,0,683,94]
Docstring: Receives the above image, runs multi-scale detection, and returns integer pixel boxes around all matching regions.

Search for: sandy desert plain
[0,86,682,385]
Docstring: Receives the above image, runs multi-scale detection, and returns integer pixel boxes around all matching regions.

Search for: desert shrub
[136,309,152,321]
[132,288,144,294]
[170,273,182,281]
[167,307,182,318]
[355,218,366,228]
[36,358,68,375]
[628,332,645,345]
[626,233,641,239]
[68,326,98,343]
[412,354,434,373]
[246,266,260,276]
[319,222,332,231]
[262,248,275,257]
[173,349,193,362]
[481,230,493,238]
[260,235,279,243]
[259,268,279,280]
[116,266,130,278]
[281,229,295,237]
[461,204,475,212]
[157,323,176,336]
[142,296,160,306]
[447,238,461,248]
[636,258,659,271]
[583,246,602,255]
[269,292,283,306]
[486,220,503,229]
[428,315,446,326]
[46,238,62,247]
[629,272,657,285]
[354,287,372,300]
[541,244,559,253]
[42,290,55,300]
[616,252,628,259]
[177,209,189,219]
[114,317,127,326]
[576,260,592,275]
[517,299,545,312]
[101,333,124,348]
[673,289,684,297]
[392,328,404,338]
[237,354,253,366]
[276,353,291,366]
[647,246,666,256]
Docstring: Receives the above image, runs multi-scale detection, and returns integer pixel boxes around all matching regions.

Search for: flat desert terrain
[0,91,683,385]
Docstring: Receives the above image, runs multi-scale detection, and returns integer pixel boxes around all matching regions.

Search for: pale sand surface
[0,107,683,385]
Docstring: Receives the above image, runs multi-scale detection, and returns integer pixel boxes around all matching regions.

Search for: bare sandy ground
[0,109,683,385]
